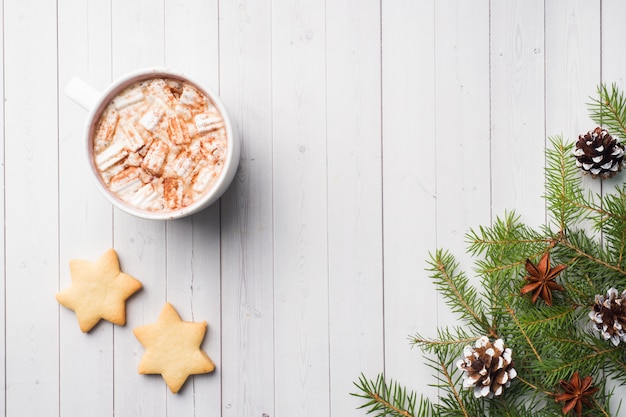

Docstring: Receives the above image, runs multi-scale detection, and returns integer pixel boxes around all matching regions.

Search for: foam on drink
[92,78,228,212]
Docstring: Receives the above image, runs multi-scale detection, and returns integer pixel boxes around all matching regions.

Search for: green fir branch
[555,227,626,296]
[595,185,626,267]
[466,211,549,259]
[354,85,626,416]
[561,237,626,277]
[591,397,613,417]
[588,83,626,138]
[430,353,470,417]
[466,212,553,312]
[502,305,543,364]
[410,327,476,354]
[544,135,587,230]
[548,335,626,384]
[506,305,578,341]
[539,337,614,387]
[427,249,491,334]
[352,373,428,417]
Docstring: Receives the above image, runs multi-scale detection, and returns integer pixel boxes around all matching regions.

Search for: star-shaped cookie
[56,248,142,332]
[133,303,215,393]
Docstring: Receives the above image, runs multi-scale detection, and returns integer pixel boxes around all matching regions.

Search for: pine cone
[589,288,626,346]
[574,127,625,179]
[456,336,517,398]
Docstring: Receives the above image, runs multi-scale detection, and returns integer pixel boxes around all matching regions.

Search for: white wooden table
[2,1,622,416]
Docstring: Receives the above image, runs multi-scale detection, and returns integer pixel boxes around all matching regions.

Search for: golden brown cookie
[133,303,215,393]
[56,248,142,332]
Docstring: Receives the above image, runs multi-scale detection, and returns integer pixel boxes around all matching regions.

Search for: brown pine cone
[589,288,626,346]
[456,336,517,398]
[574,127,625,179]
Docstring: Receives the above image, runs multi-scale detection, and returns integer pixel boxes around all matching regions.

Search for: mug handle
[65,77,100,111]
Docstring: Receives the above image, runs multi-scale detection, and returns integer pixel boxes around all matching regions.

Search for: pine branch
[410,333,478,353]
[427,249,491,333]
[594,185,626,267]
[513,374,552,396]
[588,83,626,138]
[436,356,470,417]
[591,397,612,417]
[549,335,626,383]
[410,326,478,355]
[354,118,626,416]
[473,244,552,281]
[503,305,543,364]
[508,305,578,339]
[541,337,616,387]
[352,373,426,417]
[466,212,549,259]
[544,135,587,230]
[561,238,626,276]
[552,235,626,313]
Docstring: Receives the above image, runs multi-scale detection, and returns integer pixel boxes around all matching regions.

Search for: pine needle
[353,85,626,417]
[426,250,490,333]
[352,373,426,417]
[588,83,626,138]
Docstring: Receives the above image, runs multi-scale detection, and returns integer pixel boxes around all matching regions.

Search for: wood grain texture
[546,1,601,139]
[272,1,330,415]
[219,1,275,416]
[434,0,491,333]
[4,0,59,415]
[326,1,384,415]
[58,1,115,416]
[546,2,602,230]
[2,1,623,416]
[0,1,5,415]
[163,1,222,415]
[491,0,546,228]
[110,1,168,416]
[598,1,626,411]
[381,0,438,400]
[603,0,626,87]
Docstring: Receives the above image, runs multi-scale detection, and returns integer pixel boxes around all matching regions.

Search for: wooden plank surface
[381,0,438,400]
[491,0,546,227]
[58,1,114,417]
[4,1,59,416]
[434,0,492,337]
[326,1,383,415]
[1,1,621,416]
[271,2,330,415]
[162,2,222,415]
[0,1,5,415]
[598,0,626,410]
[109,2,168,416]
[219,1,275,416]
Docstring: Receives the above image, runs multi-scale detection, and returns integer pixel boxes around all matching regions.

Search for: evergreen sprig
[426,250,490,334]
[544,135,587,230]
[352,373,426,417]
[353,84,626,416]
[588,83,626,138]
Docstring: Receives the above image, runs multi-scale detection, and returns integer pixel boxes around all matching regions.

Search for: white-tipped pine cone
[589,288,626,346]
[574,127,625,179]
[456,336,517,398]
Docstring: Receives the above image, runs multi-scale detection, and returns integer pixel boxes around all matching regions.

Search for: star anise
[520,251,566,306]
[555,371,599,416]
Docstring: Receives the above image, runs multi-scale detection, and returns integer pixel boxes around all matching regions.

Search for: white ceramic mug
[65,68,239,220]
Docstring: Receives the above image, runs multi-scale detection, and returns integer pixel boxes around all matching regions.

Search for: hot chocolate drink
[92,78,228,212]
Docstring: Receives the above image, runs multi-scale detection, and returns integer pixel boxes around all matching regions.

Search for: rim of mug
[84,67,238,220]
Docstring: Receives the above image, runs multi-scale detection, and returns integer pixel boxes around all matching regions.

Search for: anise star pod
[555,371,599,417]
[520,252,566,306]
